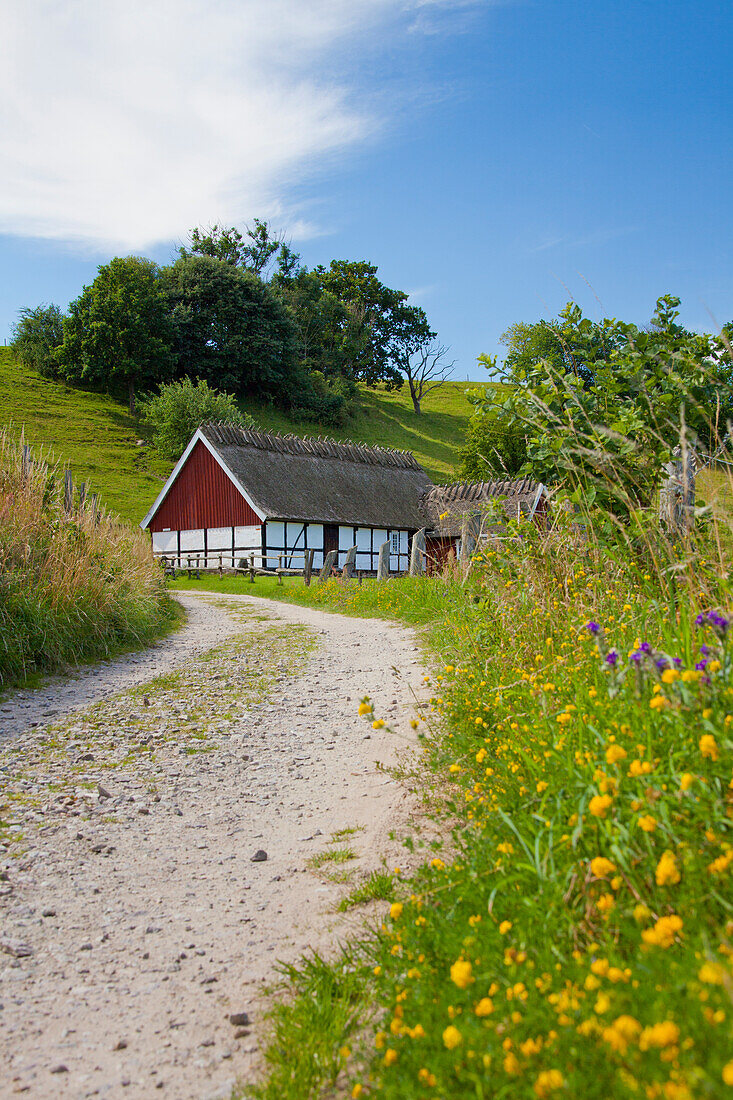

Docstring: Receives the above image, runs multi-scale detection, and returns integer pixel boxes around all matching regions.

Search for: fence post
[304,547,314,586]
[409,528,426,576]
[319,549,337,582]
[21,443,31,483]
[78,481,87,511]
[342,545,357,579]
[659,442,697,536]
[63,470,73,513]
[377,541,390,581]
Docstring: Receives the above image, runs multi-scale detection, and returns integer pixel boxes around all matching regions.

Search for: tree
[11,303,64,378]
[178,220,298,279]
[163,255,301,400]
[306,260,434,388]
[397,337,455,414]
[139,377,254,461]
[58,257,174,413]
[470,296,733,515]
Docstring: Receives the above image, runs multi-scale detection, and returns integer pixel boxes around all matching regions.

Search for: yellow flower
[679,772,695,791]
[439,511,449,520]
[708,659,722,673]
[503,1052,520,1075]
[638,1020,680,1050]
[351,1085,363,1099]
[430,857,445,870]
[534,1069,564,1097]
[698,961,725,985]
[450,959,473,989]
[642,914,683,948]
[418,1068,437,1086]
[661,668,679,684]
[449,763,461,774]
[499,920,513,934]
[655,850,681,886]
[390,902,403,920]
[605,744,627,765]
[383,1048,398,1066]
[536,780,549,793]
[681,669,699,683]
[638,814,657,833]
[628,759,653,777]
[556,712,572,726]
[633,903,651,923]
[372,719,385,729]
[475,997,494,1017]
[442,1025,462,1050]
[358,701,373,716]
[649,695,668,710]
[699,734,719,760]
[596,892,615,914]
[410,719,419,729]
[590,856,616,878]
[340,1046,351,1060]
[589,794,613,818]
[723,1061,733,1086]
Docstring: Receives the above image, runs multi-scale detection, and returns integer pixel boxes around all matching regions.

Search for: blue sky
[0,0,731,381]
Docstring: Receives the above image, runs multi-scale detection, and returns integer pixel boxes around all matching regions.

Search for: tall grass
[0,433,178,691]
[232,469,733,1099]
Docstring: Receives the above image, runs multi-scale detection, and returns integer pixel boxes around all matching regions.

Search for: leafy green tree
[139,377,254,461]
[58,257,174,413]
[471,296,733,514]
[179,220,298,279]
[11,303,64,378]
[163,255,301,400]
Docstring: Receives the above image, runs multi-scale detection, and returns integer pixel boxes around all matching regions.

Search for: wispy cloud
[527,225,639,254]
[0,0,493,253]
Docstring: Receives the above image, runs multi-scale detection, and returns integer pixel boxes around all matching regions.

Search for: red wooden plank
[149,441,260,531]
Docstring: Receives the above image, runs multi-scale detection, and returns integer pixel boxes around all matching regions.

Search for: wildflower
[410,719,419,729]
[450,959,473,989]
[442,1025,462,1050]
[656,850,681,886]
[503,1052,520,1075]
[383,1048,398,1066]
[358,701,373,716]
[605,744,627,765]
[723,1061,733,1086]
[661,668,679,684]
[709,659,722,673]
[642,914,683,948]
[475,997,494,1016]
[649,695,668,711]
[638,1020,680,1050]
[449,763,461,774]
[585,621,601,635]
[589,794,613,818]
[628,758,653,777]
[390,902,403,920]
[372,719,385,729]
[699,734,719,760]
[679,773,695,791]
[638,814,657,833]
[351,1086,363,1099]
[536,780,549,793]
[556,712,572,725]
[430,857,445,870]
[606,650,619,667]
[597,893,615,914]
[603,1015,641,1053]
[534,1069,564,1096]
[590,857,616,878]
[418,1068,437,1086]
[698,961,725,985]
[499,920,513,934]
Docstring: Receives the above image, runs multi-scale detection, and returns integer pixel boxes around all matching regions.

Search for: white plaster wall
[152,530,177,554]
[307,523,323,550]
[207,526,232,550]
[179,529,204,552]
[234,525,261,549]
[339,526,356,551]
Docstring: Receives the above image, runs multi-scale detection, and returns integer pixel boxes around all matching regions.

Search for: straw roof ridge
[201,421,421,470]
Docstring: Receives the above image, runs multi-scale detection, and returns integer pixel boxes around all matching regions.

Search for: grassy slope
[0,348,171,523]
[0,349,478,524]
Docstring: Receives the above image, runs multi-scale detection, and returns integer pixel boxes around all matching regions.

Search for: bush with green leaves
[472,296,733,513]
[459,411,527,479]
[139,377,254,461]
[11,303,64,378]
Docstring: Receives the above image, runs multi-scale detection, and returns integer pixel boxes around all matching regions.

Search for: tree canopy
[139,377,254,461]
[58,257,174,413]
[11,303,64,378]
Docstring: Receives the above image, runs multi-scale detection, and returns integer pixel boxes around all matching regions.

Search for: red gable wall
[148,440,261,532]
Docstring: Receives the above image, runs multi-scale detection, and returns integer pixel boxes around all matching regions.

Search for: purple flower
[700,644,711,657]
[606,650,619,667]
[695,659,708,671]
[695,613,705,626]
[630,650,643,664]
[673,657,683,667]
[585,621,601,635]
[656,657,669,671]
[640,642,651,654]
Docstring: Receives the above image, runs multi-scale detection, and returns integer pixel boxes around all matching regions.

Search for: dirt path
[0,592,427,1100]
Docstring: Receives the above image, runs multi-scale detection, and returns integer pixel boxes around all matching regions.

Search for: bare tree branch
[400,339,455,413]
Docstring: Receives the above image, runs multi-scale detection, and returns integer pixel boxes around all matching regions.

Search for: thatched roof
[421,477,546,535]
[201,423,432,528]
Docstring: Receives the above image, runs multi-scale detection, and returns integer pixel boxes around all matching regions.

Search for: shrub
[0,435,176,690]
[139,376,254,461]
[11,303,64,378]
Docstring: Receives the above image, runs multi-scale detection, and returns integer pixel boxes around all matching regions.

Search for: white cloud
[0,0,490,252]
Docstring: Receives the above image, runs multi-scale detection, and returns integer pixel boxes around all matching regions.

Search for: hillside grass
[0,348,477,524]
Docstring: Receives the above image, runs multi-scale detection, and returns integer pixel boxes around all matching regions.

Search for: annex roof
[421,477,548,535]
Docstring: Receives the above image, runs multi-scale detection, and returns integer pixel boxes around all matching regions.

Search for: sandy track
[0,592,426,1100]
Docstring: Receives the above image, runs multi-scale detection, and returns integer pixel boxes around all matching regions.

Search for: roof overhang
[139,428,267,530]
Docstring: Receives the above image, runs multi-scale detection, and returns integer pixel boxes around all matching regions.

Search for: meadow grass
[225,497,733,1100]
[0,433,178,691]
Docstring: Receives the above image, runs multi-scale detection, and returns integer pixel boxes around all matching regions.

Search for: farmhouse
[140,423,550,573]
[140,423,433,572]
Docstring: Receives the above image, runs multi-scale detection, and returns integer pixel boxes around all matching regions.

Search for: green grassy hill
[0,348,478,525]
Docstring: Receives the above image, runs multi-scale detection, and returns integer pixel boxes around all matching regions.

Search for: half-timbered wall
[263,521,411,572]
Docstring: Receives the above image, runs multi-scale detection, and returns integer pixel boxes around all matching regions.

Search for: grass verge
[229,506,732,1100]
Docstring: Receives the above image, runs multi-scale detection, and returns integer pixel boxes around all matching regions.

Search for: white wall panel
[207,526,232,550]
[307,524,323,550]
[234,525,261,549]
[266,521,285,548]
[180,529,204,552]
[356,528,371,551]
[152,530,177,553]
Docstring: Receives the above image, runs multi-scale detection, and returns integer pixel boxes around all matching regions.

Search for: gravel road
[0,592,427,1099]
